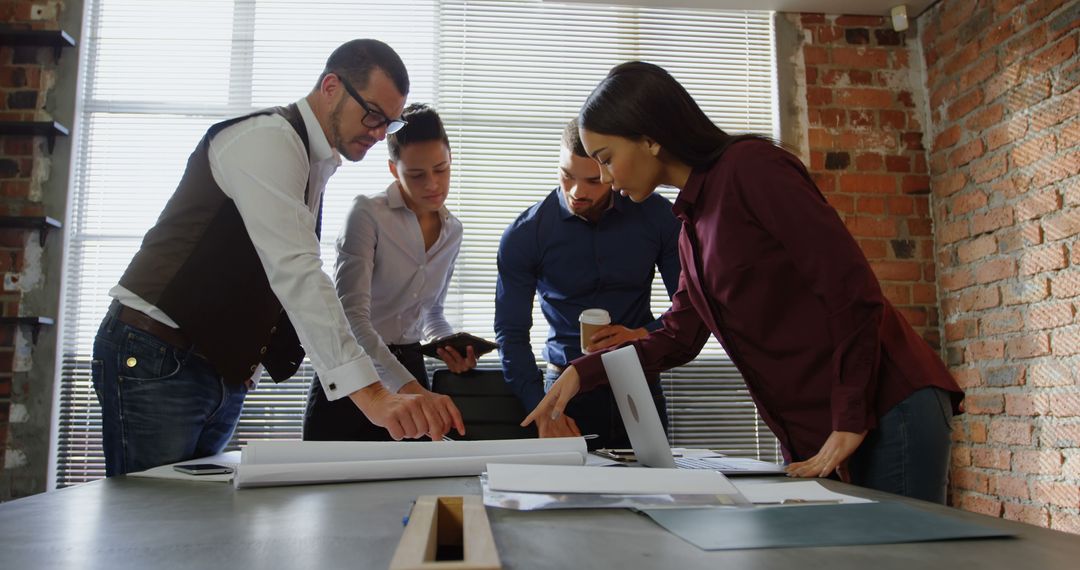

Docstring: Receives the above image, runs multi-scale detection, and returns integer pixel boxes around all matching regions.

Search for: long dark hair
[579,61,762,168]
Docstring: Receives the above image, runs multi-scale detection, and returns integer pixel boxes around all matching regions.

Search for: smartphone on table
[173,463,234,476]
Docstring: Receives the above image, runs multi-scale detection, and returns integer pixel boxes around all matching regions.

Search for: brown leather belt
[116,305,192,351]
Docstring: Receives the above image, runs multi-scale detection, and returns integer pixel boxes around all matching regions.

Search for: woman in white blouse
[304,104,476,441]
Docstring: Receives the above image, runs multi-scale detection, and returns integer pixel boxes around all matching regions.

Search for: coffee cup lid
[579,308,611,325]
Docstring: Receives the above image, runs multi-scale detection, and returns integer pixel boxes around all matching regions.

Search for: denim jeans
[545,369,668,450]
[92,305,247,476]
[847,387,954,504]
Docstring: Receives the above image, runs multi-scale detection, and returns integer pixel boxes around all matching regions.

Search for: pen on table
[756,499,844,505]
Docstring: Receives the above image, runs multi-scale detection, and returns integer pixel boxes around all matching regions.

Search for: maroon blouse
[573,139,963,462]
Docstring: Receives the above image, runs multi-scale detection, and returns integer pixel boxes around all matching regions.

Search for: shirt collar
[556,188,621,222]
[672,167,709,221]
[296,97,340,167]
[386,181,451,220]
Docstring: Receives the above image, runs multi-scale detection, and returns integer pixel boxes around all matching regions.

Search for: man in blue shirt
[495,120,681,448]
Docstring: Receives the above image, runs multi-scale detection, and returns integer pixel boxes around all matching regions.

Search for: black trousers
[303,343,429,441]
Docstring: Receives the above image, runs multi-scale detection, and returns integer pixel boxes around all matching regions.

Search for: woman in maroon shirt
[523,62,964,503]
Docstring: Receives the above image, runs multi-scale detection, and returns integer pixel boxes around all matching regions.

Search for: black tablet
[420,332,499,359]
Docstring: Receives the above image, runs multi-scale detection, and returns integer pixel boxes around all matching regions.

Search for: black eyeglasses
[335,74,407,134]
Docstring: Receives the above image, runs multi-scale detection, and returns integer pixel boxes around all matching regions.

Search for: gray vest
[119,104,318,384]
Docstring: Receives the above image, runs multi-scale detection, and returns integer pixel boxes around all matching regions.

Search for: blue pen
[402,500,415,526]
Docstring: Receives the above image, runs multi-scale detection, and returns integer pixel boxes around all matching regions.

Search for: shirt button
[329,382,337,391]
[260,346,268,355]
[270,326,277,334]
[250,364,258,372]
[125,357,137,368]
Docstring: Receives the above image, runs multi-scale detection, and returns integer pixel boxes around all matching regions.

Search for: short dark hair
[315,39,410,96]
[579,61,762,168]
[561,119,587,158]
[387,104,450,161]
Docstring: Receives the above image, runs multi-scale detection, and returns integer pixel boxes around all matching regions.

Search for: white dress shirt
[335,182,462,392]
[111,98,380,400]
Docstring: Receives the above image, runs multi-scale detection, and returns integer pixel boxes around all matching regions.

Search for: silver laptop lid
[601,346,676,468]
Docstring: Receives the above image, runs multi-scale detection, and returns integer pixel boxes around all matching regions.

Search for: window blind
[56,0,778,487]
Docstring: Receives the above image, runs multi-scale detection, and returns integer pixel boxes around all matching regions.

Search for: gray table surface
[0,474,1077,569]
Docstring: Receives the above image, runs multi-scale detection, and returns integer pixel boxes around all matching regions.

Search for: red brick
[1050,512,1080,534]
[913,283,937,304]
[858,239,887,258]
[853,152,883,171]
[804,45,829,65]
[1027,301,1076,329]
[985,123,1014,151]
[941,268,975,292]
[939,219,970,244]
[1028,34,1077,77]
[1032,150,1079,187]
[930,81,958,109]
[880,110,906,129]
[959,286,1002,311]
[1012,131,1058,168]
[1053,325,1080,356]
[1005,393,1049,416]
[839,173,897,194]
[1031,480,1078,508]
[845,216,897,238]
[1051,271,1080,298]
[949,138,986,168]
[971,206,1015,235]
[812,172,836,192]
[1043,423,1080,447]
[1020,243,1068,275]
[1043,208,1080,241]
[992,475,1031,499]
[833,88,895,108]
[870,260,921,280]
[801,13,826,24]
[958,493,1003,517]
[958,235,997,263]
[1006,331,1052,359]
[888,196,915,215]
[832,46,890,69]
[806,86,833,106]
[835,15,885,26]
[965,393,1005,415]
[1003,503,1049,527]
[952,368,983,390]
[1002,24,1049,67]
[948,88,984,122]
[972,448,1012,470]
[981,309,1023,335]
[1048,394,1080,416]
[990,418,1034,445]
[1031,90,1079,133]
[959,54,1000,94]
[935,170,968,197]
[901,175,930,195]
[1017,190,1063,221]
[981,11,1019,52]
[967,338,1006,360]
[953,467,990,493]
[812,24,844,44]
[1029,356,1076,386]
[825,193,854,213]
[1018,448,1066,476]
[884,155,910,173]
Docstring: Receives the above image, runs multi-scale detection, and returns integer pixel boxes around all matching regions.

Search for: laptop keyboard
[674,457,724,470]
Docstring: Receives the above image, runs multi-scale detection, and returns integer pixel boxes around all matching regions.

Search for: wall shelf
[0,28,76,59]
[0,316,55,344]
[0,216,62,247]
[0,121,69,154]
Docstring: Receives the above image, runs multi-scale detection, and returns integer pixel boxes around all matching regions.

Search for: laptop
[601,345,786,475]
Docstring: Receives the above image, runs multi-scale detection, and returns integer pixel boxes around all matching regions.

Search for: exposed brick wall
[0,0,64,484]
[922,0,1080,533]
[797,13,941,347]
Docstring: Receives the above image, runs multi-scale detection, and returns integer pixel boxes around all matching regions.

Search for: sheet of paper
[733,480,874,504]
[233,451,583,489]
[241,437,586,465]
[127,451,240,483]
[486,463,745,497]
[480,475,741,510]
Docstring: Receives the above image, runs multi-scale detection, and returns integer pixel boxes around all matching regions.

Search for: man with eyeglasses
[93,39,464,476]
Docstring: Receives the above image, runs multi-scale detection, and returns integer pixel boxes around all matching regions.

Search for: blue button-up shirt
[494,188,681,410]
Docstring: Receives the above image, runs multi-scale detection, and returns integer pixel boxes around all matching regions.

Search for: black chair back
[430,368,538,440]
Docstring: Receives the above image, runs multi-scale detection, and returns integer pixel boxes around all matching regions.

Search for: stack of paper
[232,437,587,489]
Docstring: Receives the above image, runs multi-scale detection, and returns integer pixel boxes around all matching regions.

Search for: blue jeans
[92,305,247,476]
[848,387,954,504]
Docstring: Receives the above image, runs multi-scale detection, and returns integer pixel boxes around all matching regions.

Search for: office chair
[429,368,538,440]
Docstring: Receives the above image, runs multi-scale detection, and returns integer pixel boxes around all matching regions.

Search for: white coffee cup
[579,308,611,353]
